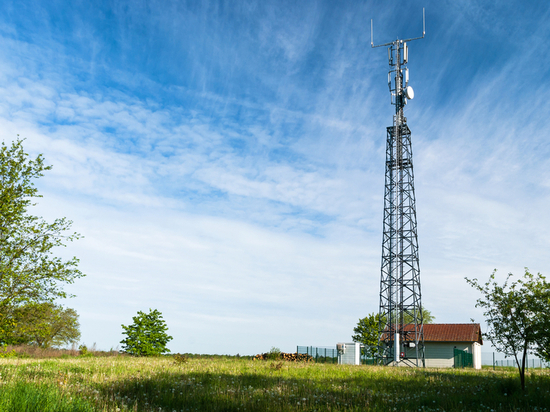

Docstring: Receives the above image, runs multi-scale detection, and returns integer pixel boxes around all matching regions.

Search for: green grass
[0,381,96,411]
[0,356,548,411]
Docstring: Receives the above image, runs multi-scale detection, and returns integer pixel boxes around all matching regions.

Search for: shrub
[0,344,16,358]
[173,353,188,364]
[79,344,94,357]
[267,347,281,360]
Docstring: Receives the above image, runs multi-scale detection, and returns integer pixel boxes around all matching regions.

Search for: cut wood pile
[253,352,314,362]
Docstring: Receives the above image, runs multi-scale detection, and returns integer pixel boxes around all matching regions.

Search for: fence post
[493,352,495,371]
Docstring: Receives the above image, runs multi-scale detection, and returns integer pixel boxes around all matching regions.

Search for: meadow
[0,352,548,412]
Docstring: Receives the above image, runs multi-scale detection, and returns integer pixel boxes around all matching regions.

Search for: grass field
[0,355,549,411]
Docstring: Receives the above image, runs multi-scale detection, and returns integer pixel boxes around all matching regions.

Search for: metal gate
[454,348,473,368]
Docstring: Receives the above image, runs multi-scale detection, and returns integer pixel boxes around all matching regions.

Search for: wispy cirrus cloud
[0,0,548,354]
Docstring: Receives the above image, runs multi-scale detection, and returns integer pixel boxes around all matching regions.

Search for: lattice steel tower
[371,10,425,367]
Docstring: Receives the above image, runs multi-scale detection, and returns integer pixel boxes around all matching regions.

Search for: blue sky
[1,0,549,355]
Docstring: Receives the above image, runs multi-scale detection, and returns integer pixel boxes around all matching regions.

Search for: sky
[0,0,549,356]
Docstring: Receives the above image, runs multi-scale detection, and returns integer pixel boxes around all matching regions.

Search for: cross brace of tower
[379,121,424,367]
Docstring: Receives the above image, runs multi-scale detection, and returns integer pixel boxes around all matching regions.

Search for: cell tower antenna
[371,8,426,367]
[371,8,425,48]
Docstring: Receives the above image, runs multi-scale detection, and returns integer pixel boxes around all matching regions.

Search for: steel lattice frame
[377,40,425,367]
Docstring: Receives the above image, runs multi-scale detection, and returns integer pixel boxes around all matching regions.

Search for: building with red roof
[422,323,482,369]
[338,323,483,368]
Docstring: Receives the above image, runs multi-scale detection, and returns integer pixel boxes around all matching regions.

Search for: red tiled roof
[423,324,483,344]
[381,323,483,344]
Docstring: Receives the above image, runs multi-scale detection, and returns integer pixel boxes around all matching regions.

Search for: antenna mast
[372,9,425,367]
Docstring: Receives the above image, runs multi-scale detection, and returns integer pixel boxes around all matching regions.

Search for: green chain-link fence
[297,346,338,363]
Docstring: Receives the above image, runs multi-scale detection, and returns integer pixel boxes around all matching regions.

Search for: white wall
[424,342,473,368]
[337,342,361,365]
[473,342,482,370]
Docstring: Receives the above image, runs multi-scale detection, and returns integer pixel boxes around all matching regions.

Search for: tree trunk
[514,347,527,391]
[520,347,526,391]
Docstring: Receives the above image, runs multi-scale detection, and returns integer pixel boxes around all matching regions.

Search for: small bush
[0,345,16,358]
[173,353,188,364]
[267,347,281,360]
[79,344,94,357]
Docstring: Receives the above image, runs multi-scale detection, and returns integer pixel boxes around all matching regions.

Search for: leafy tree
[120,309,173,356]
[538,334,550,363]
[415,307,435,324]
[394,306,435,324]
[466,269,550,390]
[352,313,382,358]
[10,302,80,347]
[0,138,83,342]
[353,308,434,359]
[386,307,435,325]
[0,314,16,345]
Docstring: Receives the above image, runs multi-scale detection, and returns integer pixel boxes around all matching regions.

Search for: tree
[0,138,83,342]
[352,313,382,358]
[538,334,550,363]
[11,302,80,347]
[120,309,173,356]
[353,307,434,359]
[416,307,435,324]
[393,306,435,324]
[466,269,550,390]
[385,307,435,325]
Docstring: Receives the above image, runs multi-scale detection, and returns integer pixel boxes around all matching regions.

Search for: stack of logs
[253,352,314,362]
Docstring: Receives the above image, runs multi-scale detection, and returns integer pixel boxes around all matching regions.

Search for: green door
[453,348,473,368]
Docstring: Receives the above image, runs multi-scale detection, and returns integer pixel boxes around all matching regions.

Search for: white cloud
[0,0,548,356]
